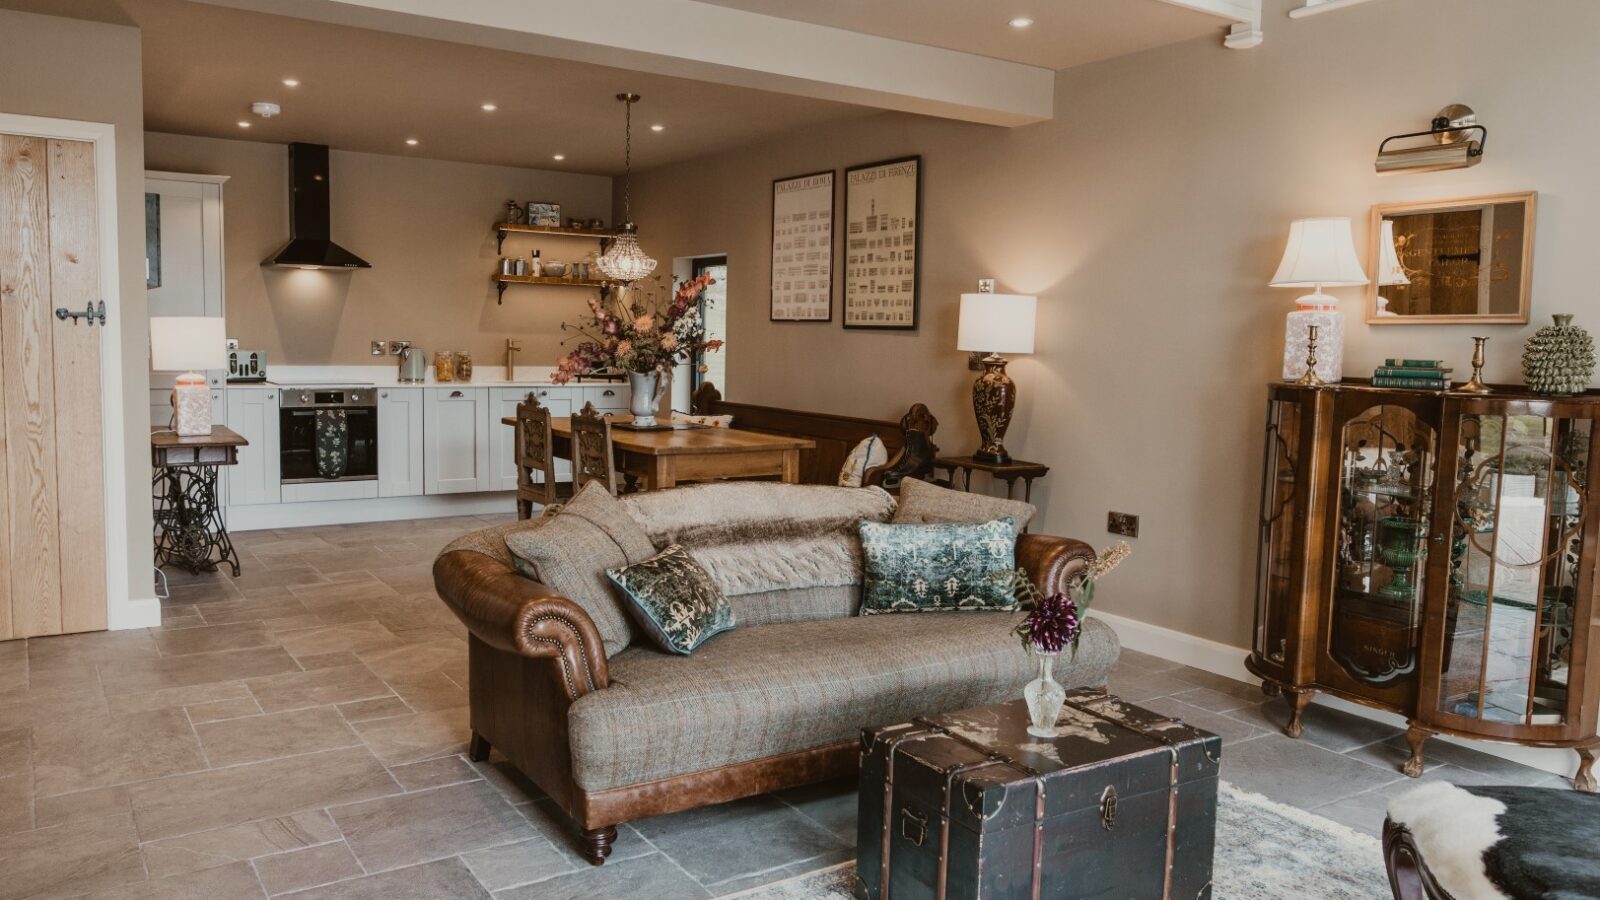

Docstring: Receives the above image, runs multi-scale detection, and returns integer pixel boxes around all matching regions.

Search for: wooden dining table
[501,416,815,491]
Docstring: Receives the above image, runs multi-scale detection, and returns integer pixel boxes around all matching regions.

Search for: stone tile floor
[0,515,1572,898]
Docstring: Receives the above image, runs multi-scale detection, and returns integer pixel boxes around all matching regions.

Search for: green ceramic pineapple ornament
[1522,314,1596,395]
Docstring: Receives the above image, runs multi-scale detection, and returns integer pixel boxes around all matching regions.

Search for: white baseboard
[109,593,161,631]
[226,492,517,531]
[1092,610,1581,780]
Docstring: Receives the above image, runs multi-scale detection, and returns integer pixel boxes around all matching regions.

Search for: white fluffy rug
[721,782,1388,900]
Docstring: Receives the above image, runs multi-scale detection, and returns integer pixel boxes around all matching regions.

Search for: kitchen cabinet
[489,387,576,492]
[424,387,491,494]
[223,387,279,506]
[378,389,425,498]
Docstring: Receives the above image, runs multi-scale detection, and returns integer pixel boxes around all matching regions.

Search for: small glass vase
[1024,650,1066,738]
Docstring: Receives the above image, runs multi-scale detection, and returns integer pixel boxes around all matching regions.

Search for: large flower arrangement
[553,273,723,384]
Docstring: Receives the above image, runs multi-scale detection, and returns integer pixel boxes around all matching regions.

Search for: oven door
[280,406,379,483]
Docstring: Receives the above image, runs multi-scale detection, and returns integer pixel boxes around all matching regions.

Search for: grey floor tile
[631,794,850,887]
[1168,684,1270,714]
[1292,705,1406,753]
[141,809,342,879]
[77,860,265,899]
[128,746,399,841]
[497,852,711,900]
[516,800,654,869]
[772,777,857,845]
[31,707,208,798]
[279,858,489,900]
[0,813,145,900]
[1105,667,1192,703]
[100,647,301,696]
[1135,695,1269,748]
[254,841,364,896]
[1110,648,1184,675]
[331,780,535,873]
[245,665,392,714]
[152,622,275,657]
[196,706,360,767]
[1220,733,1406,809]
[390,755,481,791]
[348,706,469,766]
[460,836,577,891]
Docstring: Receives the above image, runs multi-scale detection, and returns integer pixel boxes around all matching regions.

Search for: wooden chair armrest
[1016,533,1096,599]
[433,550,609,701]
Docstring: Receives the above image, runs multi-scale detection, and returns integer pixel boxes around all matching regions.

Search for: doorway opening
[691,255,728,393]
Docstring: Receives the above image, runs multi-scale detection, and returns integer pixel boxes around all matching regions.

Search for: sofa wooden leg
[468,731,491,763]
[580,825,618,866]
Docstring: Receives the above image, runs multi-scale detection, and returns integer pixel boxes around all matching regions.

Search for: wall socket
[1107,511,1140,538]
[389,340,410,356]
[370,340,388,356]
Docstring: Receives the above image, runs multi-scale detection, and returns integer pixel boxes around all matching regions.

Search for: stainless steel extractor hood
[262,142,371,269]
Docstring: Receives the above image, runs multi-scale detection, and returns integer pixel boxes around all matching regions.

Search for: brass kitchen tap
[505,338,521,381]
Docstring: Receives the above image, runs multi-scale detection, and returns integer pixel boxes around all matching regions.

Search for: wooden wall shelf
[492,273,610,303]
[495,222,616,253]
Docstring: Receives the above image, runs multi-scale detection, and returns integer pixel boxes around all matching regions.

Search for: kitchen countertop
[230,366,628,390]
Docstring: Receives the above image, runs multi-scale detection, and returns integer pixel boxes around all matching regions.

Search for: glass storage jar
[433,351,454,383]
[453,351,473,382]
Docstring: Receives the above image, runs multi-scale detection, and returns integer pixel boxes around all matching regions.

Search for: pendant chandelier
[595,92,657,284]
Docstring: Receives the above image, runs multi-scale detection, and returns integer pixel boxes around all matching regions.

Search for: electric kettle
[398,346,428,383]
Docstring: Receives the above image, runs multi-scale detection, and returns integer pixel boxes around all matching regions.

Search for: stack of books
[1372,359,1452,390]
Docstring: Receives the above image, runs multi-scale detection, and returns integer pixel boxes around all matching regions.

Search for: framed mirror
[1367,192,1536,324]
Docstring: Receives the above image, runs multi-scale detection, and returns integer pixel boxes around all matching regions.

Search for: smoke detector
[251,101,282,119]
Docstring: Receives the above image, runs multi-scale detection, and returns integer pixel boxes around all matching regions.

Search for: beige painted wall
[0,9,152,608]
[627,0,1600,648]
[144,133,612,367]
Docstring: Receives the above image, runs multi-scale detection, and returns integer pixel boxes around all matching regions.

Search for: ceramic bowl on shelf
[541,261,567,278]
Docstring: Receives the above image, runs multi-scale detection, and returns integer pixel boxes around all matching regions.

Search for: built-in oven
[279,387,378,483]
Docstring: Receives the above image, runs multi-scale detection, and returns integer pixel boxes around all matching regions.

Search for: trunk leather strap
[874,727,941,900]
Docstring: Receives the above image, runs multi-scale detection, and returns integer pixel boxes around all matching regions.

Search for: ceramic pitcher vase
[627,371,669,427]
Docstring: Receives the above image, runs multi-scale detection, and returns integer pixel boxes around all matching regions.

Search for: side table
[934,454,1050,502]
[152,426,247,576]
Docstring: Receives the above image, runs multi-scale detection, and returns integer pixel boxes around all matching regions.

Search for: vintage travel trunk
[855,692,1221,900]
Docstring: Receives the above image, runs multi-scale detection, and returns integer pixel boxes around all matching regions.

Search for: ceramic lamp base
[1283,304,1344,383]
[172,372,213,436]
[972,356,1015,464]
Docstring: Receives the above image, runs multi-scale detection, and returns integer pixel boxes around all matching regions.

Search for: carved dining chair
[570,401,619,496]
[515,393,570,518]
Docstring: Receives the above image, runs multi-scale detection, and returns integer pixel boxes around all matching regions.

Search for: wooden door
[0,135,106,639]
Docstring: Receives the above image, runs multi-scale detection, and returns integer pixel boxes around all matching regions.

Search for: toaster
[227,349,267,382]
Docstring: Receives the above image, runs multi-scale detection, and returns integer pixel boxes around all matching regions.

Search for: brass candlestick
[1292,325,1326,386]
[1459,336,1491,393]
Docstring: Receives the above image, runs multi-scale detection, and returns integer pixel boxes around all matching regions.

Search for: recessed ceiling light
[282,78,300,87]
[480,103,497,112]
[650,124,665,132]
[237,121,251,128]
[405,138,419,146]
[1009,16,1033,28]
[552,154,565,161]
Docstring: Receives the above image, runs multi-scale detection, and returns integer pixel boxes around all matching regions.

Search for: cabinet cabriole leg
[1283,689,1312,739]
[1403,725,1431,779]
[1575,747,1597,793]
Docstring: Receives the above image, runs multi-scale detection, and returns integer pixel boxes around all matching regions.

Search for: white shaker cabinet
[378,389,425,498]
[489,387,577,492]
[224,387,280,506]
[424,387,491,494]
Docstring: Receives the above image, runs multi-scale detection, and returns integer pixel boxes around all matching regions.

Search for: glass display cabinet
[1249,382,1600,791]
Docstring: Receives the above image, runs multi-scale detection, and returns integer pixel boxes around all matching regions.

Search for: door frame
[0,112,143,630]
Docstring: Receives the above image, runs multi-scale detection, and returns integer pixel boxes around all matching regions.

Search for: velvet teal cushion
[858,518,1018,614]
[607,545,735,654]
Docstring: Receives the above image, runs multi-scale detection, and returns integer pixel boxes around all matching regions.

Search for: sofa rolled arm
[433,550,610,701]
[1016,533,1096,600]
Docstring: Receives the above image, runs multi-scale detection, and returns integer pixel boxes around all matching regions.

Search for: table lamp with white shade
[957,283,1036,464]
[150,317,227,436]
[1374,218,1410,317]
[1271,217,1369,384]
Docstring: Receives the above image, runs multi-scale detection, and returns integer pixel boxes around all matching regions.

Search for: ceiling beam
[1152,0,1264,48]
[192,0,1056,126]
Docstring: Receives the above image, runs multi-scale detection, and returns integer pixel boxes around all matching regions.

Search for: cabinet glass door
[1255,397,1303,667]
[1329,405,1436,687]
[1438,413,1591,726]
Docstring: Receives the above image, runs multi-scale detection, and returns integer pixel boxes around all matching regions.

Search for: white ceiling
[691,0,1234,70]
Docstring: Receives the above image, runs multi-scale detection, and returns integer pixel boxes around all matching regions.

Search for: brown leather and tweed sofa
[433,481,1120,865]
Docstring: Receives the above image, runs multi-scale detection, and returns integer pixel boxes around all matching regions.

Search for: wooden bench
[689,382,939,490]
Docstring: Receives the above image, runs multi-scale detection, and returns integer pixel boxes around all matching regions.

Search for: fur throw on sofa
[620,483,896,596]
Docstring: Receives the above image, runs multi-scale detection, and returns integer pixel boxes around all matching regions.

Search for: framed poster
[770,170,835,321]
[843,155,920,329]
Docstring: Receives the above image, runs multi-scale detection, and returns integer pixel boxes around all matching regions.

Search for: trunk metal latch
[899,808,928,847]
[1100,785,1118,831]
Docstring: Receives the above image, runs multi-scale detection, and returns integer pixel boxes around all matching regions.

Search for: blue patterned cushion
[607,545,735,654]
[858,518,1018,614]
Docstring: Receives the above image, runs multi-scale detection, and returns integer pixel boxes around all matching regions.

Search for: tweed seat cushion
[567,614,1119,792]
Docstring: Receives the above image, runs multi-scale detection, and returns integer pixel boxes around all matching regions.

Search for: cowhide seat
[1383,782,1600,899]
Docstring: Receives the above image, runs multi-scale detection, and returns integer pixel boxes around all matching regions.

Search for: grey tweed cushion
[893,477,1036,530]
[567,614,1119,791]
[504,482,658,658]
